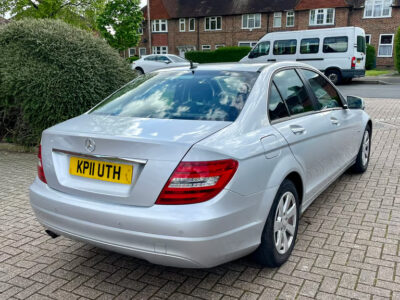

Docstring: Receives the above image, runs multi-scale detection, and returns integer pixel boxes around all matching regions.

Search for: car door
[299,69,361,167]
[142,55,162,73]
[270,68,338,202]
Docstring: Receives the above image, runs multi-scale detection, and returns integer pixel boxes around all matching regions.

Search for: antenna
[190,60,197,70]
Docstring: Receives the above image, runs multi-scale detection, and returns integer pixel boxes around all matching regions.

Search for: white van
[240,27,366,84]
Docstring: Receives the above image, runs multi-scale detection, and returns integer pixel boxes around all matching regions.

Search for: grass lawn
[366,70,393,76]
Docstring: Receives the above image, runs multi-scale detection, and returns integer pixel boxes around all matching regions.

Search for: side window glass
[323,36,348,53]
[300,38,319,54]
[302,70,341,110]
[251,42,270,58]
[158,56,170,62]
[273,39,297,55]
[144,56,155,61]
[268,83,290,121]
[273,69,314,115]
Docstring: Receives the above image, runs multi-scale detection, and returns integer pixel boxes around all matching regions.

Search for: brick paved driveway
[1,98,400,300]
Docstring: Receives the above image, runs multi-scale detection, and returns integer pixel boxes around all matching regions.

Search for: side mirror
[248,51,255,59]
[346,96,365,110]
[164,60,171,64]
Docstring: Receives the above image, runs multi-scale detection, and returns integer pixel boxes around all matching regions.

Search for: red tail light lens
[37,145,47,183]
[351,56,356,69]
[156,159,238,205]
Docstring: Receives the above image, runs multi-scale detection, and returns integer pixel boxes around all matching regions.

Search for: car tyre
[325,69,342,85]
[350,125,371,173]
[253,179,300,268]
[135,68,144,75]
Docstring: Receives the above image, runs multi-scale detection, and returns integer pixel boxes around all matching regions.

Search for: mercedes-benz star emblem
[85,138,96,153]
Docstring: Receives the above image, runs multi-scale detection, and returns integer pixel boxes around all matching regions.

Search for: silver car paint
[30,62,371,268]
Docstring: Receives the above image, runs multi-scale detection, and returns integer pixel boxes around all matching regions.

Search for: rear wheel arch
[135,67,144,74]
[285,172,304,208]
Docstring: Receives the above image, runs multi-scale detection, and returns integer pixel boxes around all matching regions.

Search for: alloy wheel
[273,192,297,255]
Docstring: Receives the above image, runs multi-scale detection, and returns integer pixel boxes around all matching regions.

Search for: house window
[139,48,146,57]
[189,18,196,31]
[129,48,136,57]
[179,18,185,32]
[152,20,168,32]
[138,25,143,35]
[286,11,295,27]
[202,45,211,51]
[152,46,168,54]
[238,41,258,47]
[273,12,282,28]
[365,34,371,44]
[309,8,335,25]
[364,0,392,18]
[242,13,261,29]
[205,16,222,31]
[215,44,225,49]
[378,34,394,57]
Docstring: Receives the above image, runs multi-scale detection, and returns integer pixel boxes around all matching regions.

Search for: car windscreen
[90,70,259,122]
[169,56,188,63]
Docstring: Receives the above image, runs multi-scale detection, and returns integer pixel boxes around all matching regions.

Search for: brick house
[126,0,400,68]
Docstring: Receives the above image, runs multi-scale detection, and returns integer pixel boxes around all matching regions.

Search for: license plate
[69,157,133,184]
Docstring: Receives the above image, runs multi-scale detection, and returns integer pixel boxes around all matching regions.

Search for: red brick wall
[349,8,400,68]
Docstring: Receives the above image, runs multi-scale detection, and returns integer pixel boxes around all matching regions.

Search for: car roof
[156,62,273,73]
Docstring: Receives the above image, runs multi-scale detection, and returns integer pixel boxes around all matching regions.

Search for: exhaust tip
[45,229,59,239]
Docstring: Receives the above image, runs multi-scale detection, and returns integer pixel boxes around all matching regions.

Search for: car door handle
[290,125,305,135]
[331,117,340,125]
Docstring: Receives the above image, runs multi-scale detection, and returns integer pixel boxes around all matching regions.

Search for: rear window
[323,36,348,53]
[357,36,366,54]
[169,55,188,63]
[91,70,259,122]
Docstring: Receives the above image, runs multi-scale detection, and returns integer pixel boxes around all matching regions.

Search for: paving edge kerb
[0,142,37,154]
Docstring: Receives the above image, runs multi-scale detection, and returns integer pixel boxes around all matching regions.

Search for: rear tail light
[156,159,238,205]
[37,145,47,183]
[351,56,356,69]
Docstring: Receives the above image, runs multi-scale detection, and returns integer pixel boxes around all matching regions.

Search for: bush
[127,56,140,63]
[395,26,400,73]
[185,46,252,63]
[366,44,376,70]
[0,19,136,146]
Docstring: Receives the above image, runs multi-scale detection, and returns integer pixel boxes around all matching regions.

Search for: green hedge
[395,26,400,73]
[0,19,136,146]
[127,56,140,63]
[366,44,376,70]
[185,46,252,63]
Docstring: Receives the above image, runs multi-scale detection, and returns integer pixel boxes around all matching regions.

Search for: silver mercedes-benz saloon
[30,62,372,268]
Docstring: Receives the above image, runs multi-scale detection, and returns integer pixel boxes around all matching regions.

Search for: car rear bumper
[30,178,272,268]
[342,69,365,79]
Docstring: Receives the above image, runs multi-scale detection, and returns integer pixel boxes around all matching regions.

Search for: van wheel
[253,179,299,267]
[325,70,342,85]
[350,125,371,173]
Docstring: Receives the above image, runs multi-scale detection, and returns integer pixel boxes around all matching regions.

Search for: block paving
[1,98,400,299]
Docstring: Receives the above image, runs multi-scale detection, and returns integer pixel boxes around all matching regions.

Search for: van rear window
[273,39,297,55]
[300,38,320,54]
[323,36,348,53]
[357,36,366,54]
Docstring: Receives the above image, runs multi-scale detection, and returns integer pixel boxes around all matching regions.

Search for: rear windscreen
[91,70,259,121]
[357,36,366,54]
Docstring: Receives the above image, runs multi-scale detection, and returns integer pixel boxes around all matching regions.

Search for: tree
[395,26,400,73]
[0,19,135,145]
[0,0,106,31]
[97,0,143,51]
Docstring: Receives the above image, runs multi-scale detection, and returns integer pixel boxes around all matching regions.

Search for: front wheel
[253,179,299,267]
[350,125,371,173]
